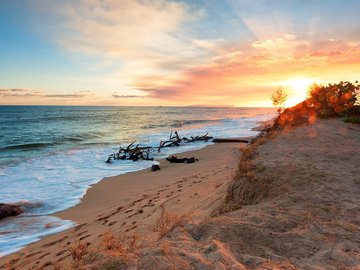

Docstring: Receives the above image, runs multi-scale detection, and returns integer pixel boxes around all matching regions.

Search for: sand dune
[134,119,360,269]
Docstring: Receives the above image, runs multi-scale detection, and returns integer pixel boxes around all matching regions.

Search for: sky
[0,0,359,107]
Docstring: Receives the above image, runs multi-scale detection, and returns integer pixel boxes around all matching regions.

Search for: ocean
[0,106,275,256]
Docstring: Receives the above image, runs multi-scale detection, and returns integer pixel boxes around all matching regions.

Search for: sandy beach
[1,142,243,269]
[1,118,360,270]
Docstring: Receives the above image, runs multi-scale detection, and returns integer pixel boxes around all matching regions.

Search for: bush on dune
[273,81,360,129]
[308,81,359,118]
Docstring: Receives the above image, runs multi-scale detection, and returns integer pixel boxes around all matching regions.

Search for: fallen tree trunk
[212,138,249,143]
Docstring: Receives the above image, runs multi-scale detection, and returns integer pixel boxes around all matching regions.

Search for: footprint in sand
[102,219,109,225]
[79,234,91,241]
[74,223,87,231]
[26,250,42,258]
[97,215,110,221]
[42,240,60,248]
[77,230,87,237]
[125,225,137,232]
[215,183,222,189]
[57,254,70,262]
[42,261,52,267]
[56,250,67,257]
[38,252,50,260]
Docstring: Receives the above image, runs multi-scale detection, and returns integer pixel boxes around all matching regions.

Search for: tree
[271,87,288,114]
[308,81,359,117]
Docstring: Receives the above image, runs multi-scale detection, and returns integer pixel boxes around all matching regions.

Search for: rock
[0,203,23,220]
[151,165,161,171]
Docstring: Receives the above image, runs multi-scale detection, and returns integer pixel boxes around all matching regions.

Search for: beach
[1,142,243,269]
[0,106,274,256]
[1,118,360,269]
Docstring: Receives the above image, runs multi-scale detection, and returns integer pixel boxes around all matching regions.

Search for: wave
[141,119,222,130]
[171,119,221,127]
[1,142,56,151]
[1,133,108,151]
[12,200,44,212]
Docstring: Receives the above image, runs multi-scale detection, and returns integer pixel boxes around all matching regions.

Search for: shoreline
[1,141,245,269]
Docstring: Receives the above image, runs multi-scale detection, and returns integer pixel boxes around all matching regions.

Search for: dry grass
[100,230,140,261]
[68,241,89,268]
[153,205,191,239]
[160,240,171,257]
[53,262,64,270]
[217,134,275,214]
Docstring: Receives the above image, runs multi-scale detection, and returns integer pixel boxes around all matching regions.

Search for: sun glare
[282,78,314,107]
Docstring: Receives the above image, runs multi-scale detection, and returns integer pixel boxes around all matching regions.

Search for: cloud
[130,32,360,105]
[11,1,360,106]
[0,88,94,98]
[112,94,144,99]
[30,0,205,76]
[42,94,88,98]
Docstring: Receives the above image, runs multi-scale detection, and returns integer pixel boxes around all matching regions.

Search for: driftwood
[166,155,198,164]
[106,131,212,163]
[212,138,249,143]
[107,143,154,163]
[182,132,213,143]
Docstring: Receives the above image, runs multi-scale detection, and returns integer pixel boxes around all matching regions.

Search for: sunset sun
[282,78,314,107]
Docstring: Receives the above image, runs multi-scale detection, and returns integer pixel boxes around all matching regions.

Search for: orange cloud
[130,34,360,106]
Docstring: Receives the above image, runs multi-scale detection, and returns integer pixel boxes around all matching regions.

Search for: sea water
[0,106,275,256]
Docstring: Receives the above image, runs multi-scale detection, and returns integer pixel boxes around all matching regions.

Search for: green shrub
[343,115,360,123]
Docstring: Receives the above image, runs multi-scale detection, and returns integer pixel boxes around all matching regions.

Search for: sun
[282,78,314,107]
